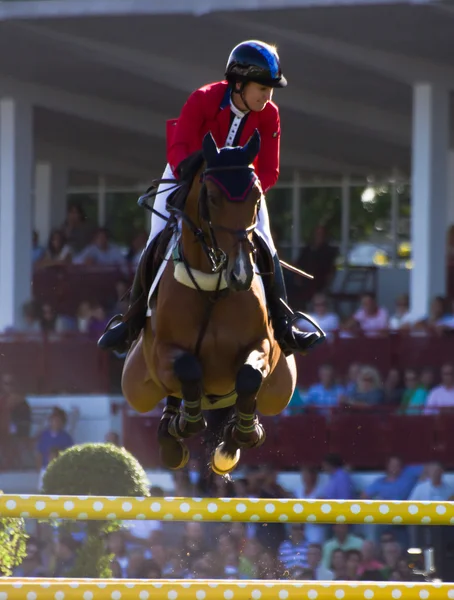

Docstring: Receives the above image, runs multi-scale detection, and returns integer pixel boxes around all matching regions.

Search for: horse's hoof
[158,432,190,470]
[211,442,241,476]
[232,420,266,449]
[170,414,207,439]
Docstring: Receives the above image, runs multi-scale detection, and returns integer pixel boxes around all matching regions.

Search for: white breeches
[147,163,276,255]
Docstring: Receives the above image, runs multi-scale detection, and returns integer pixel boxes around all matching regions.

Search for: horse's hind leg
[212,350,267,476]
[168,353,207,439]
[158,396,190,470]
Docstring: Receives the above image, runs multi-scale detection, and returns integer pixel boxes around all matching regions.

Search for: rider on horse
[98,40,323,356]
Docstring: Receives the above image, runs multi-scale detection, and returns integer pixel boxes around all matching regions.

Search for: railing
[33,264,133,316]
[32,264,454,317]
[1,331,453,393]
[121,408,454,471]
[0,332,111,394]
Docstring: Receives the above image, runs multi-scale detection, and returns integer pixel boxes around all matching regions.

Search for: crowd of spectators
[13,447,454,581]
[287,362,454,415]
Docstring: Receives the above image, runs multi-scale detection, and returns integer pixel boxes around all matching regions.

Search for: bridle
[138,162,261,357]
[138,163,260,275]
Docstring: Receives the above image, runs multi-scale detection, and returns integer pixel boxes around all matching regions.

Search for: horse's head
[200,130,262,292]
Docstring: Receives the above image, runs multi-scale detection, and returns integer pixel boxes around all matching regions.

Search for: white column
[410,83,449,318]
[0,97,33,330]
[34,161,68,245]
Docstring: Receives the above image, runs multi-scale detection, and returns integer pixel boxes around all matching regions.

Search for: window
[105,192,147,248]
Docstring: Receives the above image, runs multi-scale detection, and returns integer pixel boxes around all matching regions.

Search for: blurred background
[1,0,454,584]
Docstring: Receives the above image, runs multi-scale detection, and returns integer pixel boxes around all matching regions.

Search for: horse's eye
[208,194,221,207]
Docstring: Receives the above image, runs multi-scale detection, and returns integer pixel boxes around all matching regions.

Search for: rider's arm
[168,89,207,177]
[256,103,280,193]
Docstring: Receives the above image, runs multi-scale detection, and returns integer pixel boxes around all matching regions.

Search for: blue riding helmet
[225,40,287,88]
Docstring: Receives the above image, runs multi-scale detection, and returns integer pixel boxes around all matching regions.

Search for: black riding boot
[266,253,325,356]
[97,261,146,354]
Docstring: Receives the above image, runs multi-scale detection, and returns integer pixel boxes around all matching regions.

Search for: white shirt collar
[230,95,249,118]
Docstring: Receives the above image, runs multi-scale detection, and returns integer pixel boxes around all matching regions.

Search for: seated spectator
[362,456,423,547]
[409,461,454,501]
[298,466,326,544]
[380,541,403,580]
[76,301,93,333]
[136,558,162,579]
[344,549,361,580]
[109,279,130,316]
[73,228,126,267]
[383,368,404,407]
[344,362,361,395]
[398,368,428,414]
[362,456,423,502]
[412,295,450,336]
[420,365,435,392]
[126,548,146,578]
[32,230,45,264]
[62,203,96,257]
[36,229,72,268]
[322,525,363,570]
[341,365,384,408]
[256,551,284,579]
[424,363,454,413]
[255,466,289,553]
[438,298,454,331]
[318,453,355,500]
[238,538,262,579]
[330,548,347,580]
[278,524,309,571]
[107,531,130,577]
[353,292,389,335]
[36,407,74,484]
[21,300,41,334]
[306,294,340,336]
[87,303,110,339]
[303,363,345,413]
[53,534,80,577]
[12,537,48,577]
[338,315,362,338]
[389,293,413,331]
[39,303,70,335]
[126,230,148,268]
[306,543,333,580]
[357,540,384,578]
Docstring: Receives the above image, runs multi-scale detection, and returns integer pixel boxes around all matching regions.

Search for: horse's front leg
[168,352,207,439]
[212,349,269,476]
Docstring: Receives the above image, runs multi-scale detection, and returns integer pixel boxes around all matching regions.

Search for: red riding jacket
[166,80,281,193]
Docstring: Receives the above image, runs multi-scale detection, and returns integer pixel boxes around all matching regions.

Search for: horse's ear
[244,129,261,164]
[202,132,219,162]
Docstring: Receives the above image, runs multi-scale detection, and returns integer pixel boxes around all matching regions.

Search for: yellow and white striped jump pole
[1,579,454,599]
[0,494,452,525]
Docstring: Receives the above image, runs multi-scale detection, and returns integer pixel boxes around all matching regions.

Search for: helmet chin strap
[232,81,252,113]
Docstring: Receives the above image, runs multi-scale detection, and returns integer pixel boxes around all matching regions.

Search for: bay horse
[121,130,297,476]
